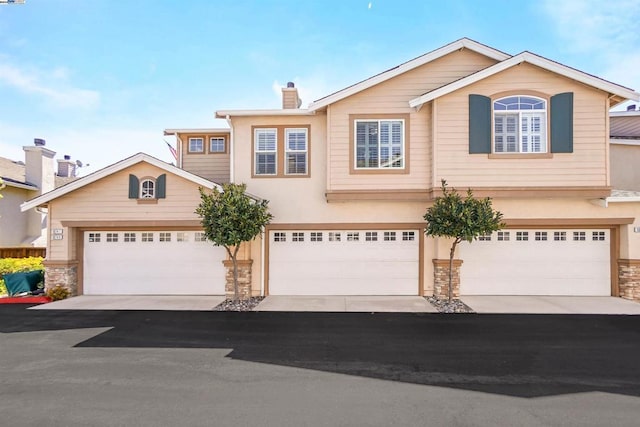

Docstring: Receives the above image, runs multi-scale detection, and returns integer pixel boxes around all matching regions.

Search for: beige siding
[611,144,640,191]
[48,163,204,260]
[327,49,499,191]
[0,187,33,246]
[179,132,230,183]
[435,63,609,187]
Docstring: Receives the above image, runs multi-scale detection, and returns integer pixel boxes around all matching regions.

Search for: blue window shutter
[128,174,139,199]
[156,174,166,199]
[551,92,573,153]
[469,94,492,154]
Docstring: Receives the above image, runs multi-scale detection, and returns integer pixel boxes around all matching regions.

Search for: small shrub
[0,257,44,296]
[46,286,70,301]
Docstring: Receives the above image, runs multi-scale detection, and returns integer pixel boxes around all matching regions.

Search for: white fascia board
[610,138,640,146]
[308,38,511,112]
[20,153,220,212]
[164,128,230,135]
[215,109,314,118]
[610,110,640,117]
[3,180,37,191]
[409,52,640,108]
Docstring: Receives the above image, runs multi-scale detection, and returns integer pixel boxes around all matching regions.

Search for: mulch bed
[426,296,474,313]
[214,297,265,312]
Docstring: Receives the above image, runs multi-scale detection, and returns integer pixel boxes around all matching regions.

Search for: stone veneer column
[223,260,253,300]
[618,259,640,302]
[432,259,463,299]
[43,261,78,296]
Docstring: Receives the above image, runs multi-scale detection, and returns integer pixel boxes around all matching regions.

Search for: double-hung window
[285,128,308,175]
[188,137,204,153]
[209,137,225,153]
[355,119,404,169]
[255,128,277,175]
[494,96,547,153]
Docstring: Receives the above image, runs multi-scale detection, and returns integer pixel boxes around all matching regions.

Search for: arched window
[140,179,155,199]
[493,96,547,153]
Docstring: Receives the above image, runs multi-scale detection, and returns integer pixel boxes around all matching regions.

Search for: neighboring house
[21,38,640,302]
[0,139,77,248]
[610,107,640,192]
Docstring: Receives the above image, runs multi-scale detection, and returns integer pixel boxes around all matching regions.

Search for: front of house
[21,38,640,302]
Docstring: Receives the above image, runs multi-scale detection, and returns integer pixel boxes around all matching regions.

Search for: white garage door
[83,231,226,295]
[460,229,611,296]
[269,229,419,295]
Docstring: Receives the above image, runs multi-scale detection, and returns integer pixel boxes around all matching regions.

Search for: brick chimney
[57,154,77,178]
[23,138,55,194]
[282,81,301,109]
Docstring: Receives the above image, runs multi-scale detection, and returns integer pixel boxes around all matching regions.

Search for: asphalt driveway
[1,304,640,426]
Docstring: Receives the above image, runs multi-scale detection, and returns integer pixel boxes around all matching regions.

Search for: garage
[83,230,227,295]
[268,229,420,295]
[460,229,611,296]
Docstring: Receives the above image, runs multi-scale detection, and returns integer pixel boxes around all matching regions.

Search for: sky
[1,0,639,174]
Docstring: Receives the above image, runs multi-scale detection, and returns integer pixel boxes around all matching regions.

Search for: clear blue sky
[1,0,639,173]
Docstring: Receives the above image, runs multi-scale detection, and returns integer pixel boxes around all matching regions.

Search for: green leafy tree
[424,180,504,302]
[196,183,272,301]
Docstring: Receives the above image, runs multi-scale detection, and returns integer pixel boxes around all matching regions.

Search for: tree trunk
[232,245,240,302]
[448,240,459,303]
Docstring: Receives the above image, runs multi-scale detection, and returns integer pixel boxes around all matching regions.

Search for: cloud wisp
[0,60,100,109]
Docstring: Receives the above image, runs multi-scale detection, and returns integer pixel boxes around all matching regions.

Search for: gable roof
[307,38,511,112]
[21,152,221,212]
[409,51,640,109]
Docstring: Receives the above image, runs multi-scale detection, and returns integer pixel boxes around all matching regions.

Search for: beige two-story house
[22,38,640,302]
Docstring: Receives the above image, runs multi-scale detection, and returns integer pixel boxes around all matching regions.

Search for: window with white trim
[592,231,606,241]
[106,233,118,242]
[478,233,492,241]
[383,231,396,241]
[124,232,136,242]
[310,232,323,242]
[494,96,547,153]
[255,128,277,175]
[497,231,510,241]
[88,233,101,243]
[141,232,153,242]
[292,232,304,242]
[365,231,378,242]
[194,232,206,242]
[188,137,204,153]
[140,179,155,199]
[177,232,188,242]
[209,137,225,153]
[402,231,415,241]
[535,232,547,241]
[573,231,586,241]
[355,119,404,169]
[347,232,359,242]
[516,231,529,241]
[328,232,341,242]
[274,232,286,242]
[554,231,566,241]
[285,128,308,175]
[159,232,171,242]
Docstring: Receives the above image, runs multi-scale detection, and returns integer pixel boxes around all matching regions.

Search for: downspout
[225,114,234,183]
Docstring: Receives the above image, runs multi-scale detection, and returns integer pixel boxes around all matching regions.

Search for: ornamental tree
[196,183,273,301]
[424,180,504,302]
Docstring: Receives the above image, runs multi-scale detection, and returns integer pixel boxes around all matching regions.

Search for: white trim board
[409,51,640,109]
[308,38,511,112]
[20,152,221,212]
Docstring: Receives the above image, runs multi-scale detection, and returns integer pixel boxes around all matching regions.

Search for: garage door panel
[269,229,419,295]
[460,229,610,296]
[84,231,226,295]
